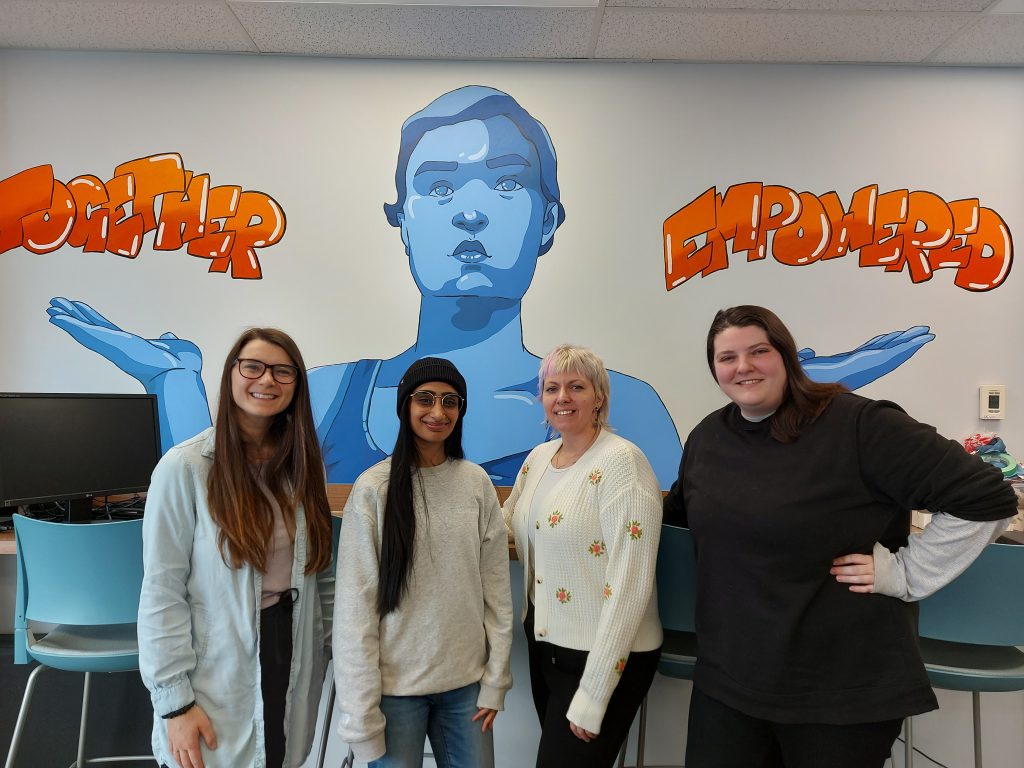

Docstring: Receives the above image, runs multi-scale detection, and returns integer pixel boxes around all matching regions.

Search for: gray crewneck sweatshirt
[333,458,513,762]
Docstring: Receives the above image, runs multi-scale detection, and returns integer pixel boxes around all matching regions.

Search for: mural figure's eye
[495,178,523,192]
[429,182,454,198]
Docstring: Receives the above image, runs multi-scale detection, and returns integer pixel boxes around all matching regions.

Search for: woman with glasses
[138,328,333,768]
[503,344,663,767]
[334,356,514,767]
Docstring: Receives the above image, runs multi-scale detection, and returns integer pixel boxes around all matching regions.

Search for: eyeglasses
[235,358,300,385]
[410,390,463,411]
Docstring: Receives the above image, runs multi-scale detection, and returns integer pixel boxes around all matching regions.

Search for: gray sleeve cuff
[477,682,507,712]
[347,732,386,764]
[870,541,906,599]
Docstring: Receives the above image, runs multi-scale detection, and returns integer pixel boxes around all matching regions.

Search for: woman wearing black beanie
[333,357,514,768]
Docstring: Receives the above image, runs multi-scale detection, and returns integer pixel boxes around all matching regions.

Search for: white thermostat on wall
[979,385,1006,420]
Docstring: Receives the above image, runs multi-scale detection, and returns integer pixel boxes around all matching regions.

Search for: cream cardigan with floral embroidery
[504,429,663,734]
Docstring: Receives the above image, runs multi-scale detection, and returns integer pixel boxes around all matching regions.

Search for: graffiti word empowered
[664,183,1012,292]
[0,153,285,279]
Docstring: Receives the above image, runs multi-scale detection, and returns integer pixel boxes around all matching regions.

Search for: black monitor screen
[0,393,161,513]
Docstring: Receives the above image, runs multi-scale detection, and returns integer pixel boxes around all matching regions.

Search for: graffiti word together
[0,153,285,279]
[664,183,1012,292]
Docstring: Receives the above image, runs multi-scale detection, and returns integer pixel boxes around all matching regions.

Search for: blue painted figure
[47,86,934,487]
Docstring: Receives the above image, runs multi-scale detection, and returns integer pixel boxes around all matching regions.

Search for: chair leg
[75,671,92,768]
[5,665,49,768]
[971,691,982,768]
[904,716,913,768]
[315,678,337,768]
[635,695,647,768]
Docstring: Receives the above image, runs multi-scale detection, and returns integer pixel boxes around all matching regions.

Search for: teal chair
[906,540,1024,768]
[623,524,698,768]
[7,514,154,768]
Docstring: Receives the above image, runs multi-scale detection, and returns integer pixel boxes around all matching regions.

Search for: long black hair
[377,394,466,615]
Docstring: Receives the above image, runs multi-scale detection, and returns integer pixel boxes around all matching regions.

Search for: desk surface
[0,485,516,557]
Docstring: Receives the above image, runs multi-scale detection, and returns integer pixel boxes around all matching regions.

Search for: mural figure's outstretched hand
[798,326,935,391]
[48,297,203,385]
[47,297,212,453]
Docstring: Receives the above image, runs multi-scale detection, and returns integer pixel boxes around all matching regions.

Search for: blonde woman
[504,344,662,767]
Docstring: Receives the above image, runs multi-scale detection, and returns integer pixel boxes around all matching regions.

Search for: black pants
[259,589,296,768]
[525,603,660,768]
[685,685,904,768]
[161,593,295,768]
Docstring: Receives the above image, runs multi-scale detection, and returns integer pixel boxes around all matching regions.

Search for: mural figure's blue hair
[384,85,566,256]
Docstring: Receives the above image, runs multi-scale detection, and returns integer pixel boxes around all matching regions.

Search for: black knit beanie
[396,357,468,416]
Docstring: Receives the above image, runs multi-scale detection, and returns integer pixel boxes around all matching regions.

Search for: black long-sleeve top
[664,393,1016,724]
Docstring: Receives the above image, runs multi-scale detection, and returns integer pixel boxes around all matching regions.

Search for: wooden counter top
[0,485,517,558]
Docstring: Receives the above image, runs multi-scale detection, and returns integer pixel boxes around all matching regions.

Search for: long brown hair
[706,306,846,443]
[208,328,331,574]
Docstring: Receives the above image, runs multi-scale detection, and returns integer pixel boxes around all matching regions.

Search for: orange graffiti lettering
[664,182,1011,292]
[0,154,286,279]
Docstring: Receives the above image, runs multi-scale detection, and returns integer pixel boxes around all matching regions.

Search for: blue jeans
[370,682,494,768]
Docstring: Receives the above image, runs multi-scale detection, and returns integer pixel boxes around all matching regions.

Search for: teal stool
[623,524,698,768]
[7,514,155,768]
[907,540,1024,768]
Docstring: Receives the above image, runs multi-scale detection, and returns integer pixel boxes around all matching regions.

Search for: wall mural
[664,183,1012,292]
[0,154,286,278]
[2,86,964,487]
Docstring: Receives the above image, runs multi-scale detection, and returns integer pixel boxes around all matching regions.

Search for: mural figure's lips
[451,240,489,263]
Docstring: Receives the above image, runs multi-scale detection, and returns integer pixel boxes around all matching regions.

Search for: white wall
[2,51,1022,767]
[0,52,1021,450]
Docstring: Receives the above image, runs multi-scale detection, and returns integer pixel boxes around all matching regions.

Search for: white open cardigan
[504,429,663,733]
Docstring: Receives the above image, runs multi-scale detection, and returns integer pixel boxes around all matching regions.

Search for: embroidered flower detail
[614,657,627,675]
[548,510,563,528]
[603,583,613,600]
[520,463,530,477]
[627,520,643,540]
[555,587,572,604]
[588,469,603,485]
[588,540,606,557]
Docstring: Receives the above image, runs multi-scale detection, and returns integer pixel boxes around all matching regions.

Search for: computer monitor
[0,393,162,522]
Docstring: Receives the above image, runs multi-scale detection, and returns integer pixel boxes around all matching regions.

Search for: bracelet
[161,701,196,720]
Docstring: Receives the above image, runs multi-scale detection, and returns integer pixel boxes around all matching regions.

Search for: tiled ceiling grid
[0,0,1022,64]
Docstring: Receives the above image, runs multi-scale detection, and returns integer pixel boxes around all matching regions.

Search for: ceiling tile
[238,0,601,6]
[230,2,594,58]
[607,0,989,8]
[596,9,974,62]
[0,0,257,52]
[929,13,1024,63]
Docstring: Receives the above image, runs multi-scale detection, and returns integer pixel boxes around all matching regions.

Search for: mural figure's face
[231,339,296,438]
[542,369,602,440]
[399,116,557,301]
[712,325,787,421]
[408,380,460,456]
